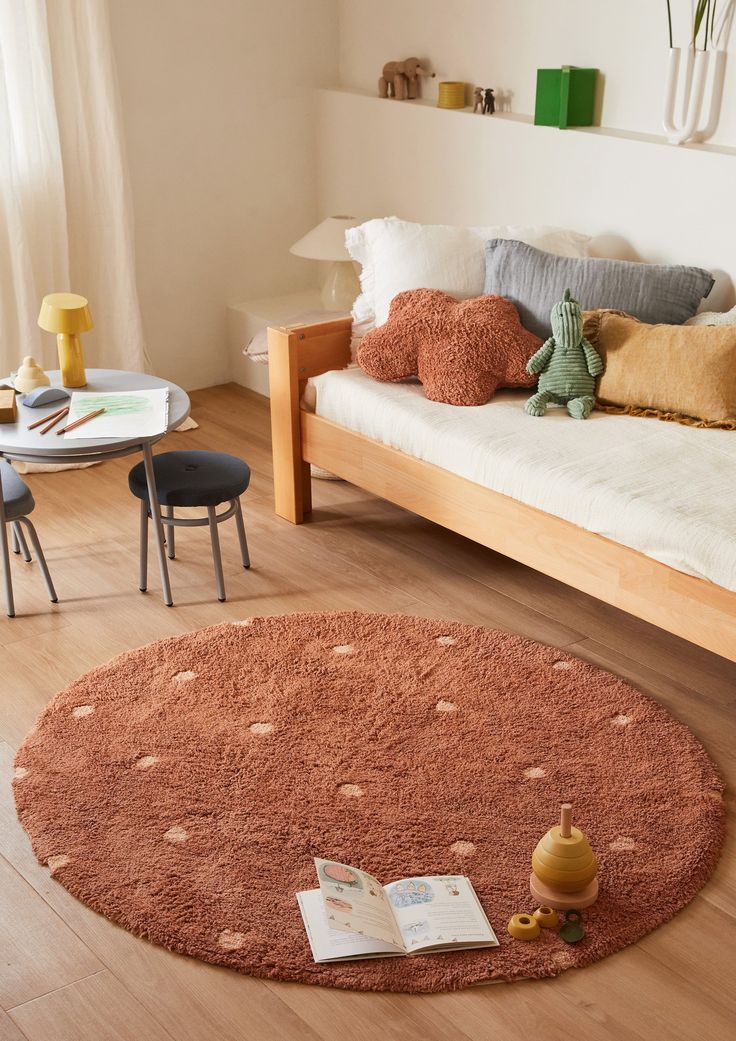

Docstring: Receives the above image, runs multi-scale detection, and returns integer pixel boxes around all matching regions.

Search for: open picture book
[297,858,499,963]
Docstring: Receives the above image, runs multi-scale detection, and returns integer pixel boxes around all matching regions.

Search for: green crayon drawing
[74,394,154,416]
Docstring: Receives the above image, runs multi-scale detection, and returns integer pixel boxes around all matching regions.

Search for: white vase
[663,47,727,146]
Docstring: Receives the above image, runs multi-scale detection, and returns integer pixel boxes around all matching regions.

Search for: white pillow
[346,217,590,347]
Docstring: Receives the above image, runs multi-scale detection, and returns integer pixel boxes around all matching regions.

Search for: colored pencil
[38,407,69,435]
[56,406,106,436]
[27,404,68,430]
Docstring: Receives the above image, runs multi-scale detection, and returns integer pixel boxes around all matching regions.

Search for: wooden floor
[1,383,734,1041]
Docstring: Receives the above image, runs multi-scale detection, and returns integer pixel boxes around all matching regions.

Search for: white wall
[109,0,339,390]
[319,90,736,311]
[320,2,736,309]
[338,0,736,144]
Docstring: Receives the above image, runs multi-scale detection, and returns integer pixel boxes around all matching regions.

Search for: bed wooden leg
[268,326,311,523]
[267,315,352,523]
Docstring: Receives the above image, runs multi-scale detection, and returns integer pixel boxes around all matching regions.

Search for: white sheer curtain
[0,0,147,376]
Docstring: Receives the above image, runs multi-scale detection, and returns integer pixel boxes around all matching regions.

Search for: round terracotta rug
[13,612,725,993]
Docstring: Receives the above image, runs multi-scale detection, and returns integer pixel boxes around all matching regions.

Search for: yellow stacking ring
[507,913,541,940]
[533,905,559,929]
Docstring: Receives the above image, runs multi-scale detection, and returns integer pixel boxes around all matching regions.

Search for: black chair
[0,460,57,617]
[128,450,251,603]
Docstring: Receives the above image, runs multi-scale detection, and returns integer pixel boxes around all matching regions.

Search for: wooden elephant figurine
[379,58,434,100]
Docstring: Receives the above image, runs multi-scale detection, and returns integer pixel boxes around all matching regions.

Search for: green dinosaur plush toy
[525,289,604,419]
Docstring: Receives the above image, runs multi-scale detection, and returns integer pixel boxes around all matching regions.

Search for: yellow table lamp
[38,293,93,388]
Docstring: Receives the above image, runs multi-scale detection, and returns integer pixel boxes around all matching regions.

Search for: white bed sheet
[309,367,736,592]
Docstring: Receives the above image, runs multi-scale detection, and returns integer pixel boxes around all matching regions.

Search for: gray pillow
[484,239,714,339]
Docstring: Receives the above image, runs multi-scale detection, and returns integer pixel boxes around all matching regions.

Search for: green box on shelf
[534,66,598,128]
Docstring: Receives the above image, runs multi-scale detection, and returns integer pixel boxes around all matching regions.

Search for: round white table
[0,369,191,609]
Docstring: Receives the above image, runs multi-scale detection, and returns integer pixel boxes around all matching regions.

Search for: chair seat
[128,450,251,508]
[1,461,35,520]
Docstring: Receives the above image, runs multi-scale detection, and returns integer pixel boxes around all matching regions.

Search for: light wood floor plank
[262,982,479,1041]
[0,856,102,1010]
[7,972,175,1041]
[0,1008,28,1041]
[2,383,732,1041]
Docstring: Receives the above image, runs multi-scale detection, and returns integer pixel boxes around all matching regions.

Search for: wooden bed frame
[268,317,736,664]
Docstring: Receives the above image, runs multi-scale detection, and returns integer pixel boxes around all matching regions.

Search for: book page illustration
[297,889,404,963]
[386,876,498,951]
[315,858,403,949]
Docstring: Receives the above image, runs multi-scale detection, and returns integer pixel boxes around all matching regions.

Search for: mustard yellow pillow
[584,310,736,429]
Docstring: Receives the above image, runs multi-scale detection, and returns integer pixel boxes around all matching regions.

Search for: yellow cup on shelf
[437,81,467,109]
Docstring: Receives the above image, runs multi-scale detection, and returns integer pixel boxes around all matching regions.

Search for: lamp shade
[289,216,361,262]
[38,293,93,334]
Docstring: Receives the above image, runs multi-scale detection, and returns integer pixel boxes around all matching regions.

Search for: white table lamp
[290,216,362,311]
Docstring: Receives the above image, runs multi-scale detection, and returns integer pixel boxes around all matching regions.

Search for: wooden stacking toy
[530,802,598,910]
[507,913,540,941]
[533,905,559,929]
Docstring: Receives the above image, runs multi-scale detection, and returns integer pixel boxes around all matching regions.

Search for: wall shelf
[318,84,736,310]
[322,86,736,158]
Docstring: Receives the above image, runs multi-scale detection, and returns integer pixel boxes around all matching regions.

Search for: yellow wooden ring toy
[507,913,541,940]
[533,905,559,929]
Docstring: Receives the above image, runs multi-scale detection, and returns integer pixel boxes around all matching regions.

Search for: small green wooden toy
[525,289,604,420]
[559,909,586,944]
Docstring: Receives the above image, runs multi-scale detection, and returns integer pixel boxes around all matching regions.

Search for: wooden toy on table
[0,388,17,424]
[13,356,50,395]
[529,802,598,910]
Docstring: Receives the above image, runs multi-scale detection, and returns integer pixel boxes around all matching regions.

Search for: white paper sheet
[64,389,169,439]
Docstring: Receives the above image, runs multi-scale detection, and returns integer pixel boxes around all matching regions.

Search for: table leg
[141,442,173,607]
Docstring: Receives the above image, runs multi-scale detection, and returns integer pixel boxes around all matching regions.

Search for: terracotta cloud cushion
[356,288,542,405]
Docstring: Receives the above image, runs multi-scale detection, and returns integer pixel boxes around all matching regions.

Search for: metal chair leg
[141,442,173,606]
[0,520,14,618]
[165,506,176,560]
[0,462,14,617]
[13,522,32,562]
[234,498,250,569]
[139,499,148,592]
[17,518,57,604]
[207,506,226,602]
[11,524,19,555]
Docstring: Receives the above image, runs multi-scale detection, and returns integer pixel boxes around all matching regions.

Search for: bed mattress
[308,367,736,593]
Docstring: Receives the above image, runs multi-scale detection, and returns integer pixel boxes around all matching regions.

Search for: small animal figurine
[525,289,604,419]
[379,58,434,100]
[473,86,484,113]
[529,802,599,910]
[482,87,496,115]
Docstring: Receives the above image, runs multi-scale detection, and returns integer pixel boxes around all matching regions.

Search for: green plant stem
[666,0,673,47]
[706,0,712,47]
[693,0,709,48]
